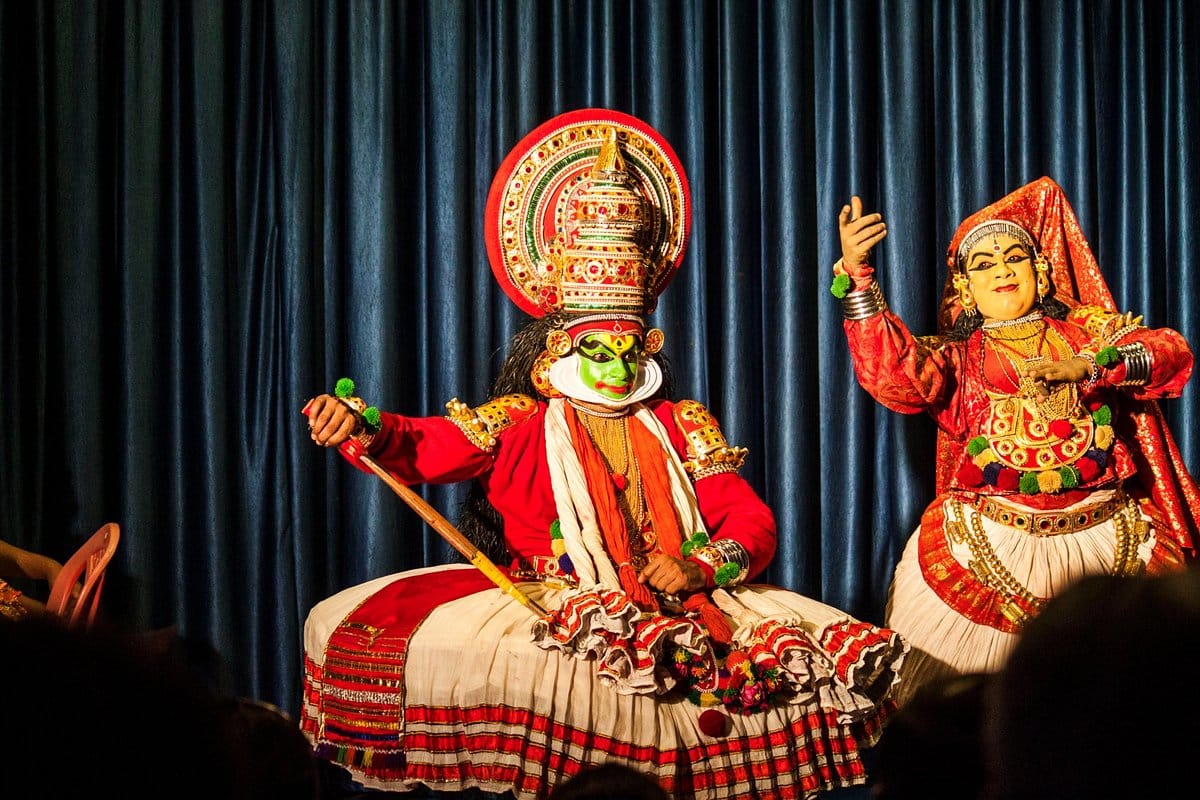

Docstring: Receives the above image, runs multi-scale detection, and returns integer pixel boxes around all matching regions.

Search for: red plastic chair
[47,522,120,627]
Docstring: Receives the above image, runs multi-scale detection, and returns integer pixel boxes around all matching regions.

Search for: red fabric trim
[396,701,885,798]
[915,499,1028,634]
[313,570,499,754]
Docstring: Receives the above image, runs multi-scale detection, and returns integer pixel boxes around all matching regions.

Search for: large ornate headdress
[484,109,690,398]
[938,176,1116,332]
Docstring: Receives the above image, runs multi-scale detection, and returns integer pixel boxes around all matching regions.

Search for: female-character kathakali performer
[299,110,906,799]
[835,177,1198,703]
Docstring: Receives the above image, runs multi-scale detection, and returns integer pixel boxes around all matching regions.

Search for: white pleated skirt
[301,564,906,799]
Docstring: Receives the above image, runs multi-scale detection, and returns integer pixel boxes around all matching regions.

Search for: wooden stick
[359,454,550,618]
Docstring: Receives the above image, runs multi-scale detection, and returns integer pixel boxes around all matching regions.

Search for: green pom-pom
[549,519,562,540]
[1018,472,1041,495]
[690,531,710,546]
[1092,404,1112,426]
[335,377,355,398]
[681,540,696,557]
[966,436,989,458]
[714,563,740,587]
[1059,465,1080,490]
[830,273,852,299]
[1096,346,1120,368]
[362,406,381,430]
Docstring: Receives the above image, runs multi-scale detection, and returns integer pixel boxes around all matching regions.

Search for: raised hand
[837,196,888,288]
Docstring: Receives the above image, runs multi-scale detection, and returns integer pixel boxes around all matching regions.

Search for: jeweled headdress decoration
[954,220,1040,273]
[484,109,691,318]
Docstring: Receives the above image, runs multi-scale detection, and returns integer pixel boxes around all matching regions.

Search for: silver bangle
[841,281,888,320]
[1115,341,1152,387]
[710,538,751,585]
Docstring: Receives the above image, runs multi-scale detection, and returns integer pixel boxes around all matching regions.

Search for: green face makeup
[576,333,642,400]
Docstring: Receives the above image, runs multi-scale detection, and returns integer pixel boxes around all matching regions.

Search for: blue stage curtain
[2,0,1197,712]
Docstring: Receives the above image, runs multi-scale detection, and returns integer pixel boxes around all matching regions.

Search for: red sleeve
[651,400,777,581]
[1100,327,1194,400]
[693,472,777,581]
[337,411,494,484]
[844,309,953,415]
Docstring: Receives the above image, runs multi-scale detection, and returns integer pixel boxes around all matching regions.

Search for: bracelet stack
[1114,342,1152,387]
[689,539,751,588]
[840,281,888,321]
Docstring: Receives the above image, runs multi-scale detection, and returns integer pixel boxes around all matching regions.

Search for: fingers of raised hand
[853,222,888,252]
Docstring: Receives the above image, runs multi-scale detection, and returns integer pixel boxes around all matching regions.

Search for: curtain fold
[2,0,1196,711]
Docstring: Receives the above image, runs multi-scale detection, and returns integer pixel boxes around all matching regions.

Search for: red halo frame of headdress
[484,109,692,318]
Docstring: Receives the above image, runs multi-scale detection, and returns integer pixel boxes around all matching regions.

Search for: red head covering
[938,176,1114,332]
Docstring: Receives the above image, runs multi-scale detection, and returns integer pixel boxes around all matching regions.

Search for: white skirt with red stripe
[301,565,905,799]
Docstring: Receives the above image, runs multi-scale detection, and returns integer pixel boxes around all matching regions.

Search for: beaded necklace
[576,410,653,559]
[981,316,1077,423]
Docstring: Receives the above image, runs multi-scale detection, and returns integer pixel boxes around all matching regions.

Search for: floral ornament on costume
[956,402,1117,495]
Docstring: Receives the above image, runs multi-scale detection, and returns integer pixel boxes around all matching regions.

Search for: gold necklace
[577,412,648,533]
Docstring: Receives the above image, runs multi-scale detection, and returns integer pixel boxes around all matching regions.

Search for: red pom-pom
[1077,458,1101,482]
[997,468,1020,491]
[612,473,627,491]
[1049,419,1074,439]
[699,709,729,737]
[1086,398,1105,412]
[956,462,985,486]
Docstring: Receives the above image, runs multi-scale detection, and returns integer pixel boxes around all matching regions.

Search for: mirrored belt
[969,491,1128,536]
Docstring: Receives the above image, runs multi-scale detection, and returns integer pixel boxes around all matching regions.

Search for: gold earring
[545,329,571,357]
[953,273,977,316]
[1035,254,1051,298]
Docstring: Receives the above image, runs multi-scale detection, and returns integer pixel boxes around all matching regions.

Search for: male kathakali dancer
[301,109,906,799]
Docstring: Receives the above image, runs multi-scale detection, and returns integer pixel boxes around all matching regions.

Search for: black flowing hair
[454,313,675,564]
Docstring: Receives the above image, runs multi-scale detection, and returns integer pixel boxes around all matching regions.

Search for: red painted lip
[994,284,1019,293]
[596,382,631,395]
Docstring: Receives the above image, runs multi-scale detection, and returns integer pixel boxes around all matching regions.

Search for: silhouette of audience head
[988,568,1200,799]
[0,614,318,799]
[550,762,669,800]
[868,671,990,800]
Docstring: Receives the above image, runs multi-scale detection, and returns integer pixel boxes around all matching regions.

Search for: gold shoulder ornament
[673,400,748,480]
[445,394,538,453]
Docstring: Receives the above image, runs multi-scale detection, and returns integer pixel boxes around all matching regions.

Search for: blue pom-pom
[558,553,575,576]
[982,461,1004,485]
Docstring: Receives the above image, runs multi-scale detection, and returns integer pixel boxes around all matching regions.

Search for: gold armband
[673,400,748,480]
[445,394,538,453]
[1070,305,1145,344]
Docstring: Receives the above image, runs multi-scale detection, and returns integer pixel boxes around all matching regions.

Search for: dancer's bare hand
[639,553,706,594]
[304,394,360,447]
[838,195,888,272]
